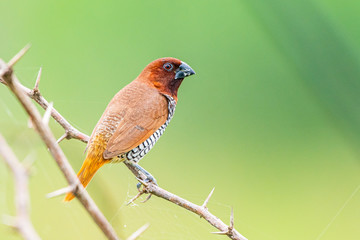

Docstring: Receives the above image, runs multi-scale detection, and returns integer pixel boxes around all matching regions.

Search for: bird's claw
[136,175,158,190]
[131,176,157,204]
[141,194,152,203]
[127,162,158,204]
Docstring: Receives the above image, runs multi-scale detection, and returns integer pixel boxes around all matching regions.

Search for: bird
[64,57,195,201]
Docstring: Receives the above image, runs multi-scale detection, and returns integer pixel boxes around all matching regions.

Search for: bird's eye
[163,63,173,71]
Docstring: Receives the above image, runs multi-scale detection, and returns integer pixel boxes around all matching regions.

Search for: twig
[137,180,246,240]
[0,48,248,240]
[211,207,234,235]
[56,133,68,143]
[46,185,76,199]
[0,134,41,240]
[0,52,119,240]
[126,223,150,240]
[0,69,89,144]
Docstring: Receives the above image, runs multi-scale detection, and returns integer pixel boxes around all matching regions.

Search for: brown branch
[0,50,119,240]
[125,161,247,240]
[0,47,248,240]
[0,67,89,143]
[0,134,41,240]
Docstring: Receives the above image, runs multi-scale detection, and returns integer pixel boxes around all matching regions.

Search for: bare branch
[0,53,119,240]
[126,223,150,240]
[138,180,247,240]
[0,49,248,240]
[0,134,41,240]
[0,72,89,144]
[212,207,235,235]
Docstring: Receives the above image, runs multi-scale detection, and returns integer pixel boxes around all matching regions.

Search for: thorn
[229,207,234,230]
[42,102,53,125]
[211,231,228,235]
[136,177,148,187]
[33,67,42,92]
[202,187,215,208]
[46,185,76,198]
[8,44,31,68]
[126,191,144,206]
[126,223,150,240]
[210,208,234,236]
[56,133,68,144]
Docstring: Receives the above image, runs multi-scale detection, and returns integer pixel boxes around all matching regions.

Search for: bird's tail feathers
[64,155,107,202]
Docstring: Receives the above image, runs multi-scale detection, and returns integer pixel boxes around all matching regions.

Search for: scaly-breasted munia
[65,57,195,201]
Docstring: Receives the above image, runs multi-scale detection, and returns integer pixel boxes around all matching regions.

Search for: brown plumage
[65,57,195,201]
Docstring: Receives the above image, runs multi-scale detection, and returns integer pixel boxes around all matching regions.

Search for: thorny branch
[0,134,40,240]
[0,48,119,240]
[0,47,248,240]
[1,61,88,144]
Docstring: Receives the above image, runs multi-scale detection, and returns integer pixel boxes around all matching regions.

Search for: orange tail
[64,155,108,202]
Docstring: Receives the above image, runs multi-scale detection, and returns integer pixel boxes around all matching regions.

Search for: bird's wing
[102,83,168,159]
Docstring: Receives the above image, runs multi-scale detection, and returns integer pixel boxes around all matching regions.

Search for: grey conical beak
[175,61,196,79]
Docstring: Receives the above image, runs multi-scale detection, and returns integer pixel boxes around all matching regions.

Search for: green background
[1,0,360,239]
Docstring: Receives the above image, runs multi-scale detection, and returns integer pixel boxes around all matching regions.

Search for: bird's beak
[175,61,196,79]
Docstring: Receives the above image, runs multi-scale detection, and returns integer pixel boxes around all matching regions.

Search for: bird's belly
[124,123,167,162]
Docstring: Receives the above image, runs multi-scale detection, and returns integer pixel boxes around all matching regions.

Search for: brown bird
[65,57,195,201]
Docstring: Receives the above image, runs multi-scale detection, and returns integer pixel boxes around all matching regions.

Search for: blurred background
[1,0,360,239]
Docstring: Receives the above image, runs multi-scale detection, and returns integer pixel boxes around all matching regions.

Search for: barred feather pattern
[122,95,176,163]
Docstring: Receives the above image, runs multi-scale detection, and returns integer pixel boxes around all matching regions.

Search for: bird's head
[137,57,195,101]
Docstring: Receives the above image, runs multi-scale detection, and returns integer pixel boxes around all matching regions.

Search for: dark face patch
[139,58,183,99]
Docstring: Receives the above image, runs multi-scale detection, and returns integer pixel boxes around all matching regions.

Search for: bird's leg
[124,160,158,187]
[124,160,158,203]
[135,164,157,186]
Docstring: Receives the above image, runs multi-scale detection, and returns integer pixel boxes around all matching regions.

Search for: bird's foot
[126,177,155,205]
[136,175,158,190]
[135,175,157,203]
[125,161,158,204]
[132,162,158,188]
